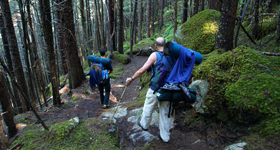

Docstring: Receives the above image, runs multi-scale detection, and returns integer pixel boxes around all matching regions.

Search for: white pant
[140,88,172,142]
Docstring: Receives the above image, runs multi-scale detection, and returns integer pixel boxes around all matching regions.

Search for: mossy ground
[11,118,119,150]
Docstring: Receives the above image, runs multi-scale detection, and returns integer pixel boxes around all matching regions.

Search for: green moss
[71,96,78,102]
[125,38,155,55]
[259,115,280,137]
[110,67,123,79]
[175,9,221,54]
[193,45,280,123]
[123,41,130,52]
[116,54,131,64]
[245,18,277,39]
[11,118,119,150]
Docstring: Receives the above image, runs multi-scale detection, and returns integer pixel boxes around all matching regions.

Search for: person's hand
[126,77,133,86]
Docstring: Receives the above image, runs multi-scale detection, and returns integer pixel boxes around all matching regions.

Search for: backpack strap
[99,58,104,70]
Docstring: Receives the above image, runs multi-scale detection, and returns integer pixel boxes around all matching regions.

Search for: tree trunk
[182,0,188,24]
[160,0,164,29]
[252,0,260,40]
[18,0,37,111]
[130,0,138,57]
[146,0,151,37]
[200,0,204,11]
[118,0,124,53]
[0,67,17,138]
[0,8,22,114]
[38,0,61,106]
[174,0,178,35]
[0,115,8,149]
[265,0,272,13]
[60,0,86,89]
[27,0,48,107]
[109,0,116,51]
[207,0,222,11]
[138,0,143,41]
[216,0,238,50]
[0,0,30,112]
[94,0,101,52]
[276,5,280,44]
[193,0,199,16]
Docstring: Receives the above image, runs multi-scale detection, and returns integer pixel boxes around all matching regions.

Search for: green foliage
[175,9,221,54]
[71,96,78,102]
[259,115,280,136]
[193,45,280,124]
[125,38,155,55]
[245,18,277,38]
[123,41,130,53]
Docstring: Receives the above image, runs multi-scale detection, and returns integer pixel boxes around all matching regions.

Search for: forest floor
[11,55,280,150]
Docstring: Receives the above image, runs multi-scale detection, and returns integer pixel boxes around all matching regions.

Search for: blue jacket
[89,69,100,89]
[167,45,196,85]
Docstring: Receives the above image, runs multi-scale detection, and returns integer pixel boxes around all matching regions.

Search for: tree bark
[0,7,22,114]
[138,0,143,41]
[0,67,17,138]
[252,0,260,40]
[200,0,204,11]
[193,0,199,16]
[38,0,61,106]
[146,0,151,37]
[130,0,138,57]
[118,0,124,53]
[109,0,116,51]
[265,0,272,13]
[0,115,8,149]
[60,0,86,89]
[0,0,30,112]
[18,0,37,111]
[182,0,188,24]
[276,5,280,44]
[216,0,238,50]
[207,0,222,11]
[94,0,101,52]
[159,0,164,30]
[174,0,178,35]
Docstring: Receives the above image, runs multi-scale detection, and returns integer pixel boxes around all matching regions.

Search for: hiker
[126,37,175,143]
[97,48,113,109]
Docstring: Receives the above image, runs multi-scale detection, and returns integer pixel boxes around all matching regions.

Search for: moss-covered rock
[124,38,155,55]
[116,53,131,64]
[192,45,280,124]
[175,9,221,54]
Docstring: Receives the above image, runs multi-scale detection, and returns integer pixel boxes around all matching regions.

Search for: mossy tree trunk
[182,0,188,24]
[216,0,238,51]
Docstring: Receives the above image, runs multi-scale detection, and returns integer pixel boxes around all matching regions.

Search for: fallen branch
[261,52,280,56]
[9,143,24,150]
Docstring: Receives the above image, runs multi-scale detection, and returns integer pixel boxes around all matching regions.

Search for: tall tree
[118,0,124,53]
[94,0,101,52]
[1,0,30,111]
[86,0,93,51]
[146,0,151,37]
[200,0,204,11]
[174,0,178,36]
[216,0,238,50]
[60,0,86,89]
[130,0,138,57]
[276,5,280,44]
[0,6,22,113]
[0,67,17,138]
[252,0,260,40]
[38,0,61,106]
[160,0,164,29]
[138,0,143,41]
[18,0,37,111]
[0,114,8,149]
[193,0,199,16]
[27,0,48,107]
[182,0,188,24]
[109,0,116,51]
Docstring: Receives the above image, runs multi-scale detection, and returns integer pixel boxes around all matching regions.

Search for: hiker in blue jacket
[98,48,113,109]
[126,37,174,143]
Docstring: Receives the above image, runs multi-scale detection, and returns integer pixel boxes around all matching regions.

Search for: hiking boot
[103,104,107,109]
[158,132,168,143]
[137,118,148,131]
[106,104,110,108]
